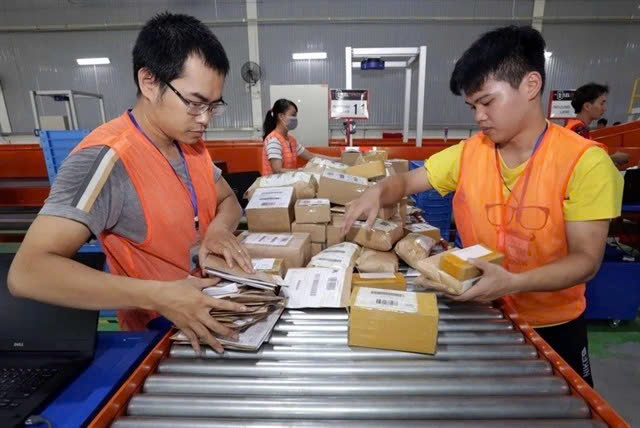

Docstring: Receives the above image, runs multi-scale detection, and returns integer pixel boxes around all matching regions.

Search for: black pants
[534,313,594,387]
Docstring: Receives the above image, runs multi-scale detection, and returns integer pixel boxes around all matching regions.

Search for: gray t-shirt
[40,145,222,269]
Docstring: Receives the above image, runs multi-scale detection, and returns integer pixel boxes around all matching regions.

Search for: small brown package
[244,171,317,200]
[345,160,386,179]
[251,258,286,278]
[326,215,345,246]
[341,150,365,166]
[394,233,437,271]
[292,221,326,243]
[294,198,331,224]
[412,249,476,295]
[348,287,438,354]
[439,245,504,281]
[311,243,324,257]
[355,248,398,273]
[245,187,295,233]
[308,242,360,270]
[317,170,369,206]
[352,272,406,291]
[238,231,311,272]
[404,222,441,242]
[344,218,404,252]
[363,149,388,163]
[343,201,397,221]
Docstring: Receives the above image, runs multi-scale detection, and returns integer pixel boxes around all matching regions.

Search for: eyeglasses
[485,203,550,231]
[163,81,228,117]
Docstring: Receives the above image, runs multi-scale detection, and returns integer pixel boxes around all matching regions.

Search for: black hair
[132,12,230,95]
[449,25,546,97]
[597,118,608,126]
[613,121,621,126]
[262,99,298,139]
[571,83,609,113]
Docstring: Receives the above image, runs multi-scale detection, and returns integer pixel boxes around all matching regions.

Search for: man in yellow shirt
[343,25,623,386]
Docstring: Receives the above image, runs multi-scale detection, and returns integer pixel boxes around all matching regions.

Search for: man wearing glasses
[9,13,252,354]
[344,26,623,386]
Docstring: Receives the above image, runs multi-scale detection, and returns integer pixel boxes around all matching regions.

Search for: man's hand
[450,258,519,303]
[610,151,630,168]
[341,187,382,236]
[199,227,254,274]
[151,276,248,355]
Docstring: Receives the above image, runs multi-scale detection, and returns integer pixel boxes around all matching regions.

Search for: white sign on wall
[548,90,576,119]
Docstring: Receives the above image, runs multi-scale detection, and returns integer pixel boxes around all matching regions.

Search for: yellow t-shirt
[425,143,623,221]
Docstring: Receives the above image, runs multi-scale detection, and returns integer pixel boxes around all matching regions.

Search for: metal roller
[113,417,607,428]
[126,395,591,420]
[142,374,568,396]
[273,318,514,333]
[157,358,552,378]
[169,343,537,360]
[281,307,503,321]
[268,331,525,346]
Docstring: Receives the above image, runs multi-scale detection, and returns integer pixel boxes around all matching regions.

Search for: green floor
[587,316,640,358]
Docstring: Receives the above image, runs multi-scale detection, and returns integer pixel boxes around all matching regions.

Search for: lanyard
[127,111,199,231]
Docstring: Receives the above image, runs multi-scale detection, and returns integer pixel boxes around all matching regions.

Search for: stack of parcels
[244,171,317,200]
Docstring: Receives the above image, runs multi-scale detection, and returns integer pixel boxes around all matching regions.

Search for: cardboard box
[344,218,404,252]
[326,215,345,246]
[404,222,441,242]
[246,187,295,233]
[244,172,317,200]
[292,222,326,243]
[345,160,386,179]
[311,243,324,257]
[348,287,438,354]
[352,273,406,291]
[363,150,388,163]
[294,199,331,224]
[341,150,365,166]
[388,159,409,174]
[252,258,285,278]
[440,245,504,281]
[317,170,369,206]
[238,231,311,272]
[344,202,396,221]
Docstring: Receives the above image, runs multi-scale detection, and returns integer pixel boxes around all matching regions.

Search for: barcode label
[244,233,293,247]
[310,273,321,297]
[252,258,276,270]
[353,219,397,232]
[407,223,438,232]
[323,170,367,186]
[298,199,330,207]
[359,273,396,279]
[246,187,293,209]
[326,276,338,291]
[355,287,418,313]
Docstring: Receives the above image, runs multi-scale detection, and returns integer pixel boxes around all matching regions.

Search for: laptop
[0,252,101,427]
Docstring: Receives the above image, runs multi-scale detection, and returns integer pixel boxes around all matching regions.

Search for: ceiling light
[76,57,110,65]
[544,51,553,59]
[292,52,327,60]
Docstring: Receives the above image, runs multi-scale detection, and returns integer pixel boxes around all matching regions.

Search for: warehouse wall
[0,0,639,135]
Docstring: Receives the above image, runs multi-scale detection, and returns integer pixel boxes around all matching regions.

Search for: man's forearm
[514,252,601,293]
[377,174,409,206]
[8,251,159,311]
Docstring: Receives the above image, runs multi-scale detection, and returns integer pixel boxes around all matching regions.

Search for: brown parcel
[341,150,365,166]
[343,202,397,221]
[343,218,404,252]
[326,215,345,246]
[294,198,331,224]
[352,272,406,291]
[245,186,295,233]
[308,242,361,270]
[311,243,324,257]
[238,231,311,272]
[412,249,475,295]
[404,222,441,242]
[363,150,388,162]
[349,287,438,354]
[388,159,409,174]
[244,171,317,200]
[355,248,398,273]
[317,170,369,206]
[394,233,437,271]
[292,222,326,243]
[252,258,285,278]
[439,244,504,281]
[345,160,386,179]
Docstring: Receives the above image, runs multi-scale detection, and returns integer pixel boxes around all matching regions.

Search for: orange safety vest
[71,112,217,330]
[453,122,596,326]
[261,130,299,175]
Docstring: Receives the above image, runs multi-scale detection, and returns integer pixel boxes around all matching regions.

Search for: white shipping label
[359,273,396,279]
[406,223,438,232]
[354,219,397,233]
[298,199,330,207]
[355,287,418,313]
[252,258,276,270]
[452,245,492,261]
[282,268,346,308]
[261,171,311,187]
[246,187,293,209]
[323,170,368,186]
[244,233,293,247]
[310,243,359,269]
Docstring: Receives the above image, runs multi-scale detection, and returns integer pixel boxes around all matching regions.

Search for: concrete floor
[588,318,640,426]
